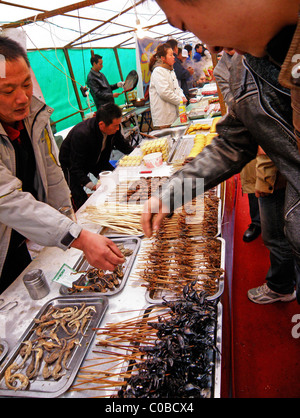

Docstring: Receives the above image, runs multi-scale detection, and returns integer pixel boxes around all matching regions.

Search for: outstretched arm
[71,230,125,271]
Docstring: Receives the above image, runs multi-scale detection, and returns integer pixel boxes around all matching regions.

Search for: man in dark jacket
[168,39,194,103]
[59,103,133,210]
[86,53,124,109]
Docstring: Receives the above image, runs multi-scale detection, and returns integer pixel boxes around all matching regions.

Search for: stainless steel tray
[145,237,225,305]
[0,295,108,398]
[60,236,141,296]
[187,109,206,120]
[0,340,9,364]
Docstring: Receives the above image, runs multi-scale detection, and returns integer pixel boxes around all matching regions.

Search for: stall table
[0,127,224,399]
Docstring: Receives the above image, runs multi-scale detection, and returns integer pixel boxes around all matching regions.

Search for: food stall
[0,86,230,399]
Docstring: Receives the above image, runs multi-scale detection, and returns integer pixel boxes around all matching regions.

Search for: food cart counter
[0,136,223,399]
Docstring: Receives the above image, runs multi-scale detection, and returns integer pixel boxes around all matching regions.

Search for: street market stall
[0,0,235,400]
[0,86,230,397]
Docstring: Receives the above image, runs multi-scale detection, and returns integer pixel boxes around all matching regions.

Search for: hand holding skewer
[141,196,170,238]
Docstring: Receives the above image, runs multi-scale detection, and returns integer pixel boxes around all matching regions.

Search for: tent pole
[66,0,144,48]
[113,47,124,82]
[63,48,85,120]
[1,0,109,29]
[114,47,129,105]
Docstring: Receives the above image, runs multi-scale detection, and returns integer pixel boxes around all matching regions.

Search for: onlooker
[149,43,186,129]
[141,3,300,301]
[0,37,125,293]
[193,43,213,85]
[59,103,133,210]
[168,39,194,103]
[183,45,195,90]
[177,48,188,63]
[184,45,193,66]
[214,50,261,243]
[193,43,204,63]
[86,52,124,109]
[193,44,205,84]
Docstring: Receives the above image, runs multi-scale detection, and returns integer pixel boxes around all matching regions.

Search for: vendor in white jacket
[149,43,187,129]
[0,37,124,294]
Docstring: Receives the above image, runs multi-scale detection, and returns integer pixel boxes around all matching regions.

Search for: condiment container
[23,269,50,300]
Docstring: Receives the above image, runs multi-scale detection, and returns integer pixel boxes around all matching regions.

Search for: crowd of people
[142,0,300,306]
[149,39,213,128]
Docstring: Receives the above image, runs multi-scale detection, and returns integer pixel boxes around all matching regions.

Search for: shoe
[243,224,261,242]
[248,283,296,304]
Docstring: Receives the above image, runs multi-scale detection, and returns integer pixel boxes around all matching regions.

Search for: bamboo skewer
[69,187,222,396]
[69,307,169,394]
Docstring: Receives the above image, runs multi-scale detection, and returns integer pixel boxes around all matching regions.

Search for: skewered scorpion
[117,282,219,398]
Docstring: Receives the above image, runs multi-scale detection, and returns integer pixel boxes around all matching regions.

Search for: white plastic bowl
[143,152,163,168]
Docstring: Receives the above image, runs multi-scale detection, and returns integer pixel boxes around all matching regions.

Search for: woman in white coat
[149,43,187,129]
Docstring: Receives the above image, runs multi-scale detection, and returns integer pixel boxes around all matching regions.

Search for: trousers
[259,188,296,294]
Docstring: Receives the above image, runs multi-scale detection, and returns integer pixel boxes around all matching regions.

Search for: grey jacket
[160,54,300,265]
[0,96,81,276]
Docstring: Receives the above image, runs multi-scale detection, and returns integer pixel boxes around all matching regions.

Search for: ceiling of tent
[0,0,199,49]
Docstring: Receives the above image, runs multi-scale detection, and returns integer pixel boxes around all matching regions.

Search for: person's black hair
[167,39,178,50]
[0,36,30,67]
[149,42,172,72]
[96,103,122,126]
[195,43,207,56]
[91,53,103,66]
[184,44,193,53]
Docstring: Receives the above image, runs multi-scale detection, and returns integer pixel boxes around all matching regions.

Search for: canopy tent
[0,0,200,131]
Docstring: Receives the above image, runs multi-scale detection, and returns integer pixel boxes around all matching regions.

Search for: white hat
[181,49,189,58]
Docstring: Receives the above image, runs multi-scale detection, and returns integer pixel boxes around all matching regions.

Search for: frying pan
[123,70,139,93]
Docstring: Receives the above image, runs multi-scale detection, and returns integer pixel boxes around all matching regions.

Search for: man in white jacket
[0,37,124,293]
[149,43,186,129]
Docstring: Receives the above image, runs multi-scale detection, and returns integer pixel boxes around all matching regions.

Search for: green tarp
[28,48,136,132]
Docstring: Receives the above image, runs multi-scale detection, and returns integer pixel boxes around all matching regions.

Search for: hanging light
[136,19,146,39]
[133,0,146,39]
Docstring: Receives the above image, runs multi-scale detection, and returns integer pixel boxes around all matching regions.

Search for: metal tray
[150,126,187,140]
[0,340,9,364]
[0,295,108,398]
[145,237,225,305]
[168,121,214,165]
[187,109,207,120]
[60,236,141,296]
[167,137,208,166]
[183,118,214,136]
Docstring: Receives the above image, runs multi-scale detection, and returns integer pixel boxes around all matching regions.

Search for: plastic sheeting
[28,47,136,131]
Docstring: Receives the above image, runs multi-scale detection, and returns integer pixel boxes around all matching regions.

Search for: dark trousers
[248,193,261,227]
[259,188,296,294]
[0,231,32,294]
[61,167,88,211]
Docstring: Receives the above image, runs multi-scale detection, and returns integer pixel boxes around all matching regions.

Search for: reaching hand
[72,230,125,271]
[141,196,170,238]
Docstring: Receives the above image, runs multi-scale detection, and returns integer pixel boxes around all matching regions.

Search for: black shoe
[243,224,261,242]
